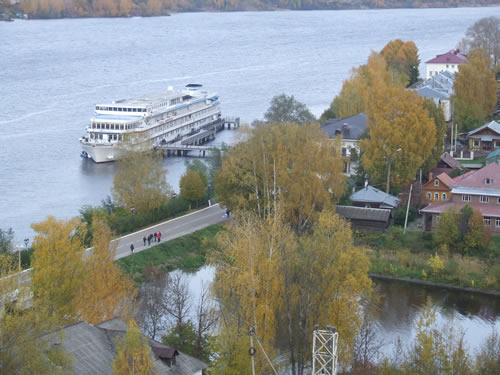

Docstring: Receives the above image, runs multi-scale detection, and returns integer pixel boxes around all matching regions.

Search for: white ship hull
[80,84,221,163]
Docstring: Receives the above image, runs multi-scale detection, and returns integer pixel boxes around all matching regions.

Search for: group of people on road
[143,232,162,246]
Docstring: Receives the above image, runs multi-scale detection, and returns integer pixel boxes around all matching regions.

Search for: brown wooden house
[422,172,454,205]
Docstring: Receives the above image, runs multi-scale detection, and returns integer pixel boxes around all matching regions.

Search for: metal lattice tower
[312,327,338,375]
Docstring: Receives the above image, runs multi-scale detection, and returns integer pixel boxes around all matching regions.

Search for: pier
[158,117,239,157]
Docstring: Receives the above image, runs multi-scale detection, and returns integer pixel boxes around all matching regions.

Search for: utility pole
[249,327,256,375]
[403,184,413,234]
[312,326,338,375]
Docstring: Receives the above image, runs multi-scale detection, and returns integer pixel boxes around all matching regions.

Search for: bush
[393,207,417,226]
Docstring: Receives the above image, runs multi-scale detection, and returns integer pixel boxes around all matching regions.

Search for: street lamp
[24,238,29,248]
[386,148,402,193]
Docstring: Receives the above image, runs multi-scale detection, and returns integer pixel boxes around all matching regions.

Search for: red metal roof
[453,163,500,189]
[426,50,468,64]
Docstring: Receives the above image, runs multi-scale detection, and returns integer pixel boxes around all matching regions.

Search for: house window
[473,140,480,147]
[446,64,449,68]
[452,65,455,68]
[462,195,471,202]
[484,217,491,226]
[434,193,439,200]
[496,218,500,227]
[427,192,432,200]
[434,179,439,186]
[480,196,489,203]
[442,193,447,200]
[498,197,500,204]
[484,178,492,185]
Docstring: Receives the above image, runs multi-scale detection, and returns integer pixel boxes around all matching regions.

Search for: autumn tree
[0,227,14,253]
[380,39,420,87]
[215,123,345,232]
[475,330,500,374]
[0,253,73,374]
[263,94,316,124]
[211,210,372,374]
[31,216,86,324]
[179,169,206,208]
[435,205,491,254]
[320,52,392,121]
[76,217,137,324]
[112,320,156,375]
[360,86,436,192]
[112,136,171,214]
[459,16,500,68]
[453,49,498,132]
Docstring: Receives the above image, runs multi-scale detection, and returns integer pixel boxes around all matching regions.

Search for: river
[181,266,500,358]
[1,7,500,355]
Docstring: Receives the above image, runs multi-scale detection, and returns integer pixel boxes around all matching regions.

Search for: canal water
[180,267,500,358]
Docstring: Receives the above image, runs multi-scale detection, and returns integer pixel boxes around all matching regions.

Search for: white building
[412,71,455,122]
[425,49,467,79]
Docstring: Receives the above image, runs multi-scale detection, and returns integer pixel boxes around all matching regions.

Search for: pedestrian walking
[158,231,161,243]
[147,235,151,246]
[143,236,146,246]
[154,232,157,242]
[130,243,134,253]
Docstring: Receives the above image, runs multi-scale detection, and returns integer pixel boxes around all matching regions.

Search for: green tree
[112,136,171,214]
[453,49,498,132]
[31,216,86,324]
[263,93,316,124]
[112,320,156,375]
[215,123,345,232]
[435,205,491,254]
[179,169,206,208]
[162,321,197,357]
[421,98,448,175]
[360,86,436,192]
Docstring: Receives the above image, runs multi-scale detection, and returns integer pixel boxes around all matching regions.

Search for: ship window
[96,124,100,129]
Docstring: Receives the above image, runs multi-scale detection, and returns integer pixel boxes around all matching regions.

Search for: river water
[1,7,500,353]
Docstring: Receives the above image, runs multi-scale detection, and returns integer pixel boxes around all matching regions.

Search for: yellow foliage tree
[321,52,392,120]
[360,86,436,192]
[179,169,206,208]
[112,320,157,375]
[453,49,498,132]
[380,39,420,87]
[112,136,171,214]
[76,217,137,324]
[31,216,86,324]
[215,123,345,232]
[211,210,372,373]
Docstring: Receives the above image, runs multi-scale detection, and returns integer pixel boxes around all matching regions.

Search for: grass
[116,224,224,282]
[357,227,500,292]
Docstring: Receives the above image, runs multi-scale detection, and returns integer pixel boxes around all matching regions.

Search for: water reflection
[177,268,500,356]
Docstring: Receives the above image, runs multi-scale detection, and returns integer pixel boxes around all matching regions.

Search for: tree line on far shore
[5,0,493,19]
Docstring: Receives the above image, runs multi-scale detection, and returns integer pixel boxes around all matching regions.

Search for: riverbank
[116,223,223,282]
[357,229,500,293]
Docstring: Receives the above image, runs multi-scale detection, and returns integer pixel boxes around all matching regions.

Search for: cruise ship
[80,84,221,163]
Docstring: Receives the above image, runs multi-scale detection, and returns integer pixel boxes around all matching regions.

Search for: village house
[350,184,400,210]
[336,205,393,232]
[467,120,500,151]
[422,172,454,205]
[46,318,207,375]
[411,71,455,121]
[421,162,500,234]
[321,113,367,176]
[429,152,464,178]
[425,49,468,79]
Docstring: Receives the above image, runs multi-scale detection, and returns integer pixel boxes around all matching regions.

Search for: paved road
[14,204,228,284]
[111,203,229,260]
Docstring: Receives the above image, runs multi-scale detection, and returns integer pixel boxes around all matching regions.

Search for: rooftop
[425,49,468,64]
[321,113,367,141]
[336,205,392,222]
[468,120,500,137]
[350,185,400,208]
[452,162,500,190]
[421,201,500,218]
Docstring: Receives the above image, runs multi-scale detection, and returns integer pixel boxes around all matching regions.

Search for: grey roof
[336,205,391,222]
[412,71,455,100]
[350,185,400,208]
[321,113,367,141]
[468,121,500,137]
[46,318,207,375]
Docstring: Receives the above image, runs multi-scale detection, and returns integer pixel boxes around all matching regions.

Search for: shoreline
[370,273,500,297]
